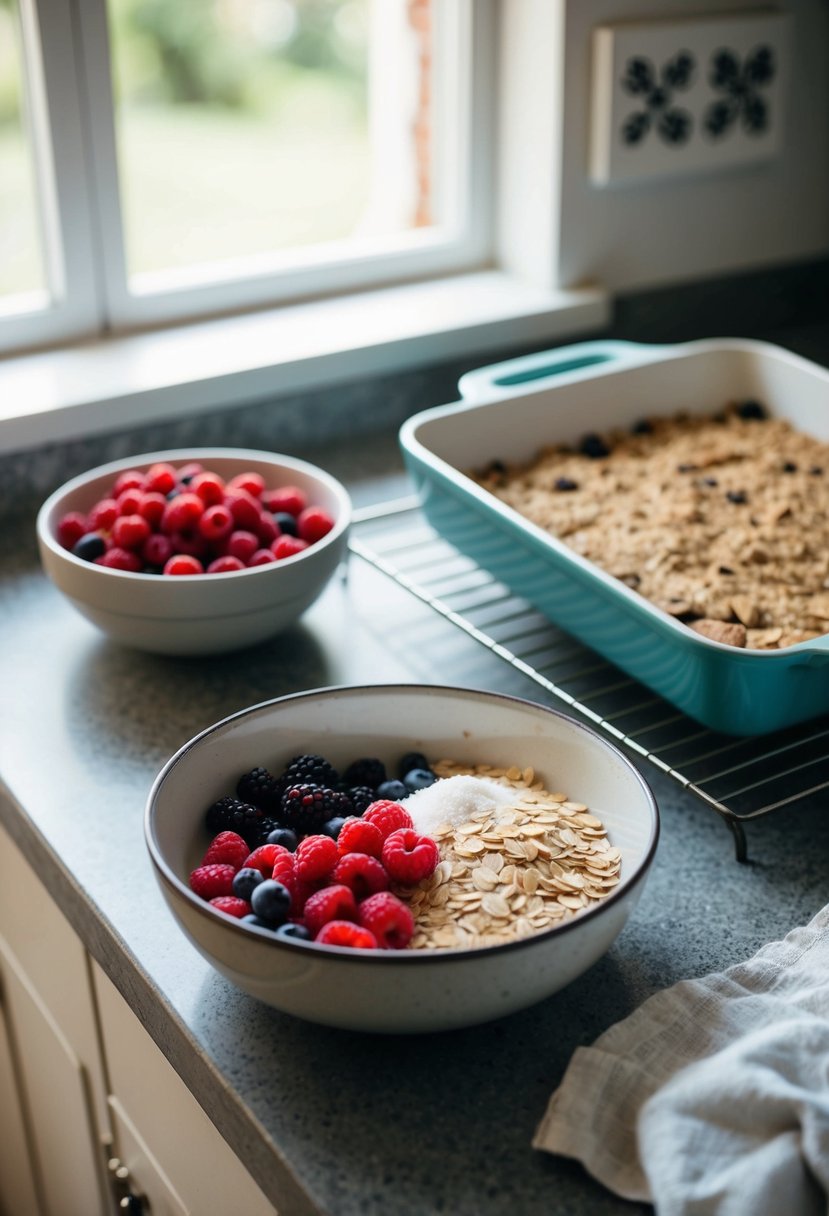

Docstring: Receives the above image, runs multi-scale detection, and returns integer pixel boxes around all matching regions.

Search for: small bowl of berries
[145,684,659,1033]
[36,447,351,654]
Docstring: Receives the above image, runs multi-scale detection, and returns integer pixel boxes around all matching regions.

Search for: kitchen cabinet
[0,820,274,1216]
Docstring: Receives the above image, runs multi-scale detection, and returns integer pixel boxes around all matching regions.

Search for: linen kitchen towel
[533,902,829,1215]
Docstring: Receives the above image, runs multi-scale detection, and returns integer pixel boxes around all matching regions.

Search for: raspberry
[224,489,261,531]
[297,506,335,544]
[265,485,307,517]
[161,492,204,533]
[168,529,208,558]
[381,828,440,884]
[116,487,143,515]
[244,842,293,877]
[248,548,276,566]
[315,921,377,949]
[272,535,309,559]
[227,471,265,498]
[96,546,143,572]
[207,555,244,573]
[144,462,178,495]
[114,469,145,495]
[112,513,151,551]
[189,471,225,506]
[198,503,234,542]
[137,491,167,528]
[336,817,384,858]
[294,834,338,882]
[176,460,204,483]
[189,863,236,900]
[332,853,389,901]
[362,800,414,841]
[255,511,279,545]
[57,511,88,550]
[163,554,203,575]
[142,533,174,568]
[271,851,297,898]
[205,796,265,844]
[343,757,387,789]
[357,891,414,949]
[225,529,260,563]
[236,766,283,812]
[87,497,119,532]
[302,884,358,936]
[209,896,251,918]
[201,830,250,871]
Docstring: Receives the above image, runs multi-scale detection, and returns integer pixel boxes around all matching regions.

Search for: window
[0,0,488,353]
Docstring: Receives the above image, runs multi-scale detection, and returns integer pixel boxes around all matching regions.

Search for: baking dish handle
[457,340,675,403]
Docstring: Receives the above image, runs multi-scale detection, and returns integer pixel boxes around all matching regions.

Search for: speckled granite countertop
[3,332,829,1215]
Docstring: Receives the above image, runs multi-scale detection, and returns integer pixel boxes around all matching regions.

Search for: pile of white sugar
[406,774,517,836]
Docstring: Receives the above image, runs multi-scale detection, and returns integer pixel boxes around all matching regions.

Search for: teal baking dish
[399,338,829,736]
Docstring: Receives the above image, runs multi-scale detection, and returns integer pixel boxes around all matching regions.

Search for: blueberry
[554,477,579,492]
[250,879,292,925]
[320,816,348,840]
[737,399,767,420]
[403,768,437,793]
[72,532,106,562]
[241,913,277,932]
[726,490,747,504]
[275,922,312,942]
[376,779,408,800]
[232,867,264,901]
[398,751,429,779]
[265,826,298,851]
[579,432,610,459]
[273,511,298,536]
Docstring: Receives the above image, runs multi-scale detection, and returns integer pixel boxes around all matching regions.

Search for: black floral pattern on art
[620,51,695,147]
[704,45,775,138]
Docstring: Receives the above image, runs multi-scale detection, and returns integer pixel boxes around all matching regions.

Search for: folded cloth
[533,903,829,1215]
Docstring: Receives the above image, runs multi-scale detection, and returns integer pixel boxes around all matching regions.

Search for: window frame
[1,0,496,349]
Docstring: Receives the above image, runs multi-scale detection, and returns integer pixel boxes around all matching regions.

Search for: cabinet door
[92,963,276,1216]
[0,996,41,1216]
[0,940,106,1216]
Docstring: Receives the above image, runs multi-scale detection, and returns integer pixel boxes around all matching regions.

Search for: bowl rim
[144,683,660,964]
[36,446,352,581]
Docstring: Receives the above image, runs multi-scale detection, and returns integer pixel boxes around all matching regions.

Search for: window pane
[107,0,439,282]
[0,0,46,303]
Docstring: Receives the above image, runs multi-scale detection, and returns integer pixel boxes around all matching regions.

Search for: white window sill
[0,271,608,455]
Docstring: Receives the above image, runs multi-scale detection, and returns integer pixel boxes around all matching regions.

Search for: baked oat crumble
[472,402,829,648]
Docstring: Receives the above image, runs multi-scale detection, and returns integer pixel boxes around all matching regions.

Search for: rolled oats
[397,759,621,951]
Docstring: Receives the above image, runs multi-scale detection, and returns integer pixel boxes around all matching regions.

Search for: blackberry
[249,816,287,847]
[280,784,351,833]
[205,796,265,845]
[279,753,339,791]
[347,785,376,815]
[236,766,283,812]
[343,757,387,789]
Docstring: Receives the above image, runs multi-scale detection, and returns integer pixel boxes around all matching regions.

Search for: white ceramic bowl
[145,684,659,1033]
[36,448,351,655]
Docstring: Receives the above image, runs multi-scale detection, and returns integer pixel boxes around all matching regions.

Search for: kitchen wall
[558,0,829,291]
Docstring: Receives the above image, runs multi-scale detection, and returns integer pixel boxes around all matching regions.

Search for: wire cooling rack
[349,498,829,863]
